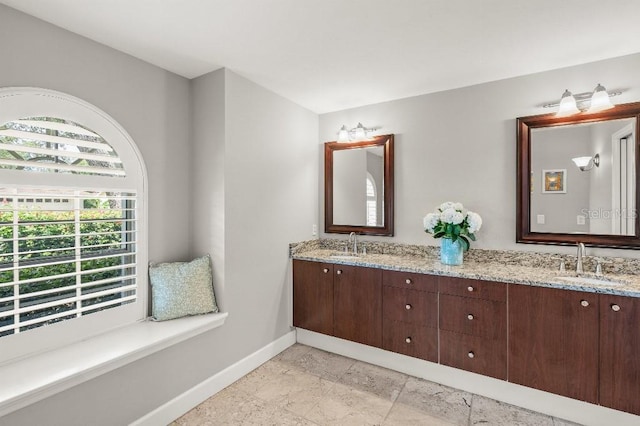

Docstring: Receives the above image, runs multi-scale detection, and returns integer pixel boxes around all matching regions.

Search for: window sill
[0,312,228,417]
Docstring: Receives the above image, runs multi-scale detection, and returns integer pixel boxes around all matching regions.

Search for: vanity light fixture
[572,153,600,171]
[336,122,378,142]
[544,84,620,117]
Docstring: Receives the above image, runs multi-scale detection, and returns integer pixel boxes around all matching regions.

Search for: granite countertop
[292,246,640,298]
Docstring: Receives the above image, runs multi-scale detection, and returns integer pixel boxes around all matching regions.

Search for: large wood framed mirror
[517,102,640,248]
[325,134,394,236]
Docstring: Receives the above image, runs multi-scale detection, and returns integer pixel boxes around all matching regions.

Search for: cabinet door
[333,265,382,347]
[293,260,334,335]
[440,330,507,379]
[383,286,437,325]
[509,285,598,404]
[439,294,506,340]
[600,294,640,415]
[383,320,437,362]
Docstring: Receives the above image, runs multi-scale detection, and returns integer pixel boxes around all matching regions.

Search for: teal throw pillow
[149,254,219,321]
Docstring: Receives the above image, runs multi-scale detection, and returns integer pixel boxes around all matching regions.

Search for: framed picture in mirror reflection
[542,169,566,194]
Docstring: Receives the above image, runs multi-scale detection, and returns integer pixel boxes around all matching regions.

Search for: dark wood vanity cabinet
[438,277,507,379]
[381,271,438,362]
[599,294,640,415]
[293,259,640,417]
[333,264,383,347]
[509,285,599,404]
[293,260,334,335]
[293,260,382,347]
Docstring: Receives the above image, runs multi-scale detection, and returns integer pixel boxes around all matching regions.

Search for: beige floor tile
[287,346,356,381]
[253,368,336,418]
[470,394,554,426]
[395,377,472,426]
[305,381,393,425]
[273,343,314,364]
[339,361,408,402]
[232,357,291,395]
[383,402,459,426]
[173,387,267,425]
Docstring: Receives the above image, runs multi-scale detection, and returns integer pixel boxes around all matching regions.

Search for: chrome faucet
[349,232,358,255]
[576,242,586,274]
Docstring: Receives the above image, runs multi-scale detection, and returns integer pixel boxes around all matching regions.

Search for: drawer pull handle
[611,304,621,312]
[468,351,475,359]
[405,337,412,343]
[467,314,474,320]
[467,286,475,292]
[323,268,329,273]
[405,304,412,310]
[405,279,412,285]
[580,300,589,307]
[336,270,342,275]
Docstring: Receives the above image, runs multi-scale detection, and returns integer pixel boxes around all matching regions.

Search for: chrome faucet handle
[591,256,606,276]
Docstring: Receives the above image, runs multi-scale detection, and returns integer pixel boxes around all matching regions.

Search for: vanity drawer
[383,286,437,326]
[383,270,437,293]
[439,294,506,340]
[440,330,507,380]
[383,320,438,362]
[438,276,506,302]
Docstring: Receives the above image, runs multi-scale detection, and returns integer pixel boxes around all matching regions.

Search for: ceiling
[3,0,640,114]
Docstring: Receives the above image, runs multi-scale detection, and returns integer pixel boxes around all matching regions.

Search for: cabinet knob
[323,268,329,273]
[405,278,412,285]
[611,304,621,312]
[468,351,475,359]
[405,304,412,310]
[467,314,474,320]
[336,270,342,275]
[405,337,412,343]
[580,300,589,307]
[467,286,475,292]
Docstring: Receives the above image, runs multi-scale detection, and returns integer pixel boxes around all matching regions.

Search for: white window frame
[0,87,148,364]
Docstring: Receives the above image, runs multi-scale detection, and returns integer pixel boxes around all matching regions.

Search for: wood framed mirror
[517,102,640,248]
[325,134,394,236]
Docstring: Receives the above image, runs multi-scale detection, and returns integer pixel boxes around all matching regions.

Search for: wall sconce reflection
[572,153,600,171]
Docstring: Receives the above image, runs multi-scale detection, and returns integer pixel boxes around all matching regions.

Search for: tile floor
[172,344,581,425]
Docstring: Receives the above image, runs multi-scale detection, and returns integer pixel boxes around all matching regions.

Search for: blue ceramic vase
[440,237,463,266]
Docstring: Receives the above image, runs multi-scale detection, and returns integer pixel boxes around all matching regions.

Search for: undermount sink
[554,275,628,287]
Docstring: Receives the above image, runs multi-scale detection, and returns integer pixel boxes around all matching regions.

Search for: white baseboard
[131,329,296,426]
[297,328,640,426]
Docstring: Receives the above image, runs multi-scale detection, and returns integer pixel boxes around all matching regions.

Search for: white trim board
[296,328,640,426]
[132,329,296,426]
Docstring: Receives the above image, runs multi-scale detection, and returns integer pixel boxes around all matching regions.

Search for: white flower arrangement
[423,201,482,251]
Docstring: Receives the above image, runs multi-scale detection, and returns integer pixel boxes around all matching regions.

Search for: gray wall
[333,149,367,225]
[530,125,591,233]
[1,5,318,425]
[319,52,640,259]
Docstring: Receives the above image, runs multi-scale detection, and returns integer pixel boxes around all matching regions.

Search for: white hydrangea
[423,212,440,233]
[439,201,464,212]
[440,208,464,225]
[466,211,483,233]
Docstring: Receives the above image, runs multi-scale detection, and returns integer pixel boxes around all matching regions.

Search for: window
[0,88,147,364]
[366,174,377,226]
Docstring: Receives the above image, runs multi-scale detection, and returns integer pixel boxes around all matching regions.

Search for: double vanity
[310,101,640,422]
[291,239,640,419]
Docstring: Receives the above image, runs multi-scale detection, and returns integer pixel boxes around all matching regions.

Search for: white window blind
[0,188,137,337]
[0,117,124,177]
[366,176,377,226]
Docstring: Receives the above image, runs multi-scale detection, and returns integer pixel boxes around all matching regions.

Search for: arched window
[0,88,147,363]
[366,174,377,226]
